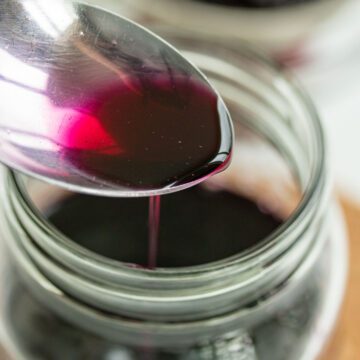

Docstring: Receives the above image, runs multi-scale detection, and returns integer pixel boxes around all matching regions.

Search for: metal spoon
[0,0,232,197]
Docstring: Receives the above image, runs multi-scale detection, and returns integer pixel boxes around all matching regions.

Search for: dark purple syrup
[47,185,282,268]
[148,195,161,268]
[57,76,231,191]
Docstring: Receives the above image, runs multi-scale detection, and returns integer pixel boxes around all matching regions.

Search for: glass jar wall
[0,36,347,360]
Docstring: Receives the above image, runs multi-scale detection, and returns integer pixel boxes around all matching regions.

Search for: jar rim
[8,39,327,283]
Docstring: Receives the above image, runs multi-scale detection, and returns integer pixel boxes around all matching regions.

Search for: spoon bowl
[0,0,233,197]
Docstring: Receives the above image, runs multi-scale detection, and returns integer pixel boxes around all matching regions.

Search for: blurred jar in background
[100,0,358,68]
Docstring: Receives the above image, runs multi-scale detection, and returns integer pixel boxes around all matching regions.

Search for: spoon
[0,0,233,197]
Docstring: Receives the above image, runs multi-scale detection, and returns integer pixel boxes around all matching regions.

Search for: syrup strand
[148,195,161,269]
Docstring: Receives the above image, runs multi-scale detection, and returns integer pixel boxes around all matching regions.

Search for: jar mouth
[9,39,327,282]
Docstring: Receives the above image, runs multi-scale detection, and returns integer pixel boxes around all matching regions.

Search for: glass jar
[0,35,347,360]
